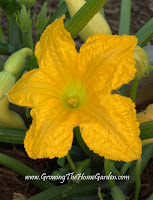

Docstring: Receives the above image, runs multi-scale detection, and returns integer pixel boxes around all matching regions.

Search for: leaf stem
[27,28,34,51]
[142,138,153,146]
[74,127,93,157]
[135,18,153,47]
[134,158,141,200]
[75,158,91,175]
[118,0,131,35]
[23,31,33,50]
[120,162,131,175]
[0,153,54,190]
[118,0,131,95]
[98,187,103,200]
[104,159,116,189]
[66,152,76,171]
[65,0,108,39]
[130,79,139,102]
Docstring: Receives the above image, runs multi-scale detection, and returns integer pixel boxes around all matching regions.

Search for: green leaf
[0,153,54,190]
[57,157,65,167]
[135,18,153,47]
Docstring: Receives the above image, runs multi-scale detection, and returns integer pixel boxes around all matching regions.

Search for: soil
[0,0,153,200]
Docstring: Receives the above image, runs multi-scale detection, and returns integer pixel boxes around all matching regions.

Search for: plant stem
[109,160,121,176]
[0,153,54,190]
[74,127,93,157]
[65,0,108,39]
[66,152,76,171]
[0,13,6,43]
[134,158,141,200]
[22,31,33,50]
[118,0,131,95]
[142,138,153,146]
[7,16,23,51]
[0,126,26,144]
[120,162,131,175]
[27,28,34,51]
[118,0,131,35]
[0,43,12,55]
[23,32,30,48]
[98,187,103,200]
[75,158,91,175]
[130,79,139,102]
[104,159,116,189]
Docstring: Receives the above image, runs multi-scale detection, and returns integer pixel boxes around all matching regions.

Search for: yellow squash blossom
[8,16,141,162]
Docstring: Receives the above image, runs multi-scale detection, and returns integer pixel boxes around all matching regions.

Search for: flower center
[67,97,79,108]
[61,80,88,110]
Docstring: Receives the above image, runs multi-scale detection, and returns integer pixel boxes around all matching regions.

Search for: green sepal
[17,0,36,7]
[34,2,51,40]
[15,4,32,32]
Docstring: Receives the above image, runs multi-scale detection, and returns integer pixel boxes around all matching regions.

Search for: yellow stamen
[68,97,79,108]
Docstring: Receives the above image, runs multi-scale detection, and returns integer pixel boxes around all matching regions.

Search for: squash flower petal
[8,16,142,161]
[79,95,141,162]
[24,106,78,159]
[79,34,137,92]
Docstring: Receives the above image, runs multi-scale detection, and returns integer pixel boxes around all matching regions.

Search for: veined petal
[79,34,137,93]
[24,100,78,159]
[79,94,141,162]
[8,69,62,108]
[35,16,78,82]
